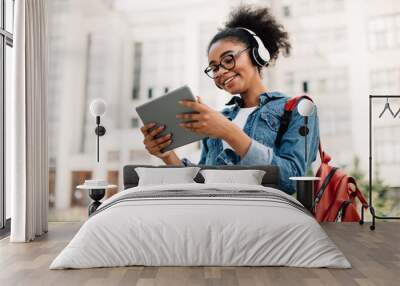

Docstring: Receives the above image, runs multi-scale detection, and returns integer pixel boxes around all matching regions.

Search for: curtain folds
[10,0,48,242]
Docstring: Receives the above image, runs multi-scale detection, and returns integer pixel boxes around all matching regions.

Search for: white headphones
[238,27,270,67]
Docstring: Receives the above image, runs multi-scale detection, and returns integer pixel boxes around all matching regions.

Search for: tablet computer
[135,85,207,152]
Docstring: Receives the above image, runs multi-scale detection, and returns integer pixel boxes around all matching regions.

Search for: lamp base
[290,177,320,213]
[88,188,106,216]
[95,125,106,136]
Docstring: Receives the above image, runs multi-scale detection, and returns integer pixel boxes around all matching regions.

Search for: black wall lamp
[89,99,107,162]
[297,99,315,163]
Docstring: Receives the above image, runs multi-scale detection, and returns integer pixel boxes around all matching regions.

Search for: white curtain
[10,0,48,242]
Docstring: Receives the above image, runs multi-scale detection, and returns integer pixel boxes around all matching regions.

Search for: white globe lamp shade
[90,99,107,117]
[297,99,315,117]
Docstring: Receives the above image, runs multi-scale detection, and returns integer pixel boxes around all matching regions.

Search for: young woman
[140,5,320,195]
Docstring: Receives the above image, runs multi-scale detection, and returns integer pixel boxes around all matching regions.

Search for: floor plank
[0,222,399,286]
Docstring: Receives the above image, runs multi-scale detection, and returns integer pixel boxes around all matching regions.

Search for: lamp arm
[94,116,106,162]
[305,117,308,163]
[298,116,309,165]
[97,117,100,162]
[95,116,100,162]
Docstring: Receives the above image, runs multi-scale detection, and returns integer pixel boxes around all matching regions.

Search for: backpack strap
[275,95,333,171]
[314,167,339,205]
[347,177,369,208]
[275,95,314,148]
[318,140,331,164]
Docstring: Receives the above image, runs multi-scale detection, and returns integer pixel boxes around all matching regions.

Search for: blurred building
[48,0,253,210]
[48,0,138,209]
[271,0,400,187]
[47,0,400,211]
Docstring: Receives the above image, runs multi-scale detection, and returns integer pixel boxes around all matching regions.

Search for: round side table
[289,176,320,212]
[77,184,117,216]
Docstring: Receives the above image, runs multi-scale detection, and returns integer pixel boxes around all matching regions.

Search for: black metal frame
[0,0,14,233]
[361,95,400,230]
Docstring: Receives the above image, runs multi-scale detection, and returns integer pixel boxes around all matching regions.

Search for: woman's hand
[176,96,234,140]
[140,123,174,159]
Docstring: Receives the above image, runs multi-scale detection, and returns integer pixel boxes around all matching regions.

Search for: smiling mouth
[223,74,238,86]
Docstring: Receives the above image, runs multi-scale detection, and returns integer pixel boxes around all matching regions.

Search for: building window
[70,171,91,207]
[284,45,291,56]
[292,27,347,57]
[302,81,309,93]
[107,151,120,162]
[283,6,291,17]
[132,42,142,100]
[368,13,400,51]
[1,0,15,230]
[132,87,139,99]
[129,150,151,162]
[319,109,350,137]
[293,0,345,17]
[131,117,139,128]
[106,170,119,198]
[49,167,56,208]
[284,68,348,96]
[284,72,295,94]
[375,126,400,165]
[370,68,400,94]
[316,79,327,93]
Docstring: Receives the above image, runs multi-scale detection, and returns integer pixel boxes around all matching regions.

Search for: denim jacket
[182,92,320,195]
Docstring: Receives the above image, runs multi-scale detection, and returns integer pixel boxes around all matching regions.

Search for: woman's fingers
[141,123,169,150]
[148,125,165,137]
[176,112,203,120]
[157,138,173,151]
[140,122,156,135]
[180,121,205,129]
[178,100,208,112]
[148,133,172,148]
[145,125,165,142]
[140,122,173,158]
[147,137,172,155]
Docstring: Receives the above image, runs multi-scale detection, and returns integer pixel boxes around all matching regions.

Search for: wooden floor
[0,222,399,286]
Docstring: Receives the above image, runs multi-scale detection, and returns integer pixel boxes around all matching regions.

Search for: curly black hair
[208,5,291,67]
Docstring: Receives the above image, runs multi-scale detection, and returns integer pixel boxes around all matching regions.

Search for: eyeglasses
[204,47,250,79]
